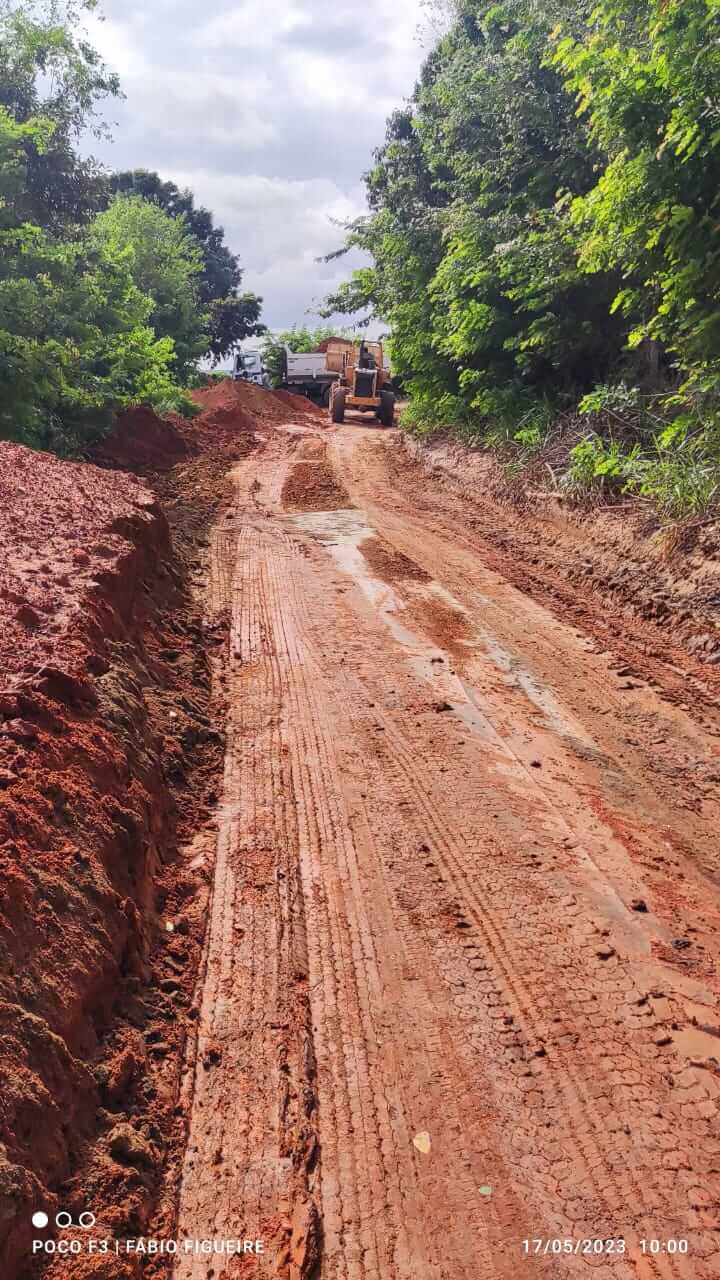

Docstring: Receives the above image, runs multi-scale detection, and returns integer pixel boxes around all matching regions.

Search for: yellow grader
[326,339,396,427]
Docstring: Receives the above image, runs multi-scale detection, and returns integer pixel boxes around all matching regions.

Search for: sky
[82,0,432,339]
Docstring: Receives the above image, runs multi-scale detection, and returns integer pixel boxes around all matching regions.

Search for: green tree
[0,6,201,452]
[89,194,208,381]
[0,212,182,449]
[0,98,52,219]
[321,104,455,420]
[325,0,720,512]
[553,0,720,395]
[325,1,627,427]
[108,169,265,360]
[0,0,120,230]
[0,110,187,449]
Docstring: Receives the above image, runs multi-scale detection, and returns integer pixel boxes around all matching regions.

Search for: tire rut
[173,437,719,1280]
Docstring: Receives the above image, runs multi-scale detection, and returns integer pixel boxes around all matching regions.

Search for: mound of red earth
[0,442,162,680]
[95,380,322,477]
[271,387,321,415]
[190,376,324,428]
[94,407,189,474]
[0,442,166,1270]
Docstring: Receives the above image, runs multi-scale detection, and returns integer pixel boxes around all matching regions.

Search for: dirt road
[173,419,720,1279]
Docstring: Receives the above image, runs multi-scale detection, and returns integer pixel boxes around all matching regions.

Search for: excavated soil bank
[0,440,184,1275]
[96,378,309,479]
[400,432,720,674]
[0,380,315,1279]
[391,433,720,722]
[0,441,162,680]
[97,391,254,477]
[94,407,189,474]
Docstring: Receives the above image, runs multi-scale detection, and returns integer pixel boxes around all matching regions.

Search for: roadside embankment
[400,432,720,676]
[0,439,183,1274]
[0,380,295,1278]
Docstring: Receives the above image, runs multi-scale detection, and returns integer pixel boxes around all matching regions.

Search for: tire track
[174,436,719,1280]
[263,536,417,1280]
[325,649,715,1277]
[174,523,321,1279]
[274,558,505,1280]
[177,501,511,1280]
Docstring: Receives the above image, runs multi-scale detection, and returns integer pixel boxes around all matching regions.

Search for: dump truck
[282,349,339,405]
[326,339,395,427]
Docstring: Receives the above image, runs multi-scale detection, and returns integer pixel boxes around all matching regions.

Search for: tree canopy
[0,1,264,451]
[327,0,720,513]
[90,194,208,382]
[0,116,181,448]
[109,169,265,361]
[0,0,120,228]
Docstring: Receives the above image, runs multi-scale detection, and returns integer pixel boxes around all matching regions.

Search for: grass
[402,383,720,520]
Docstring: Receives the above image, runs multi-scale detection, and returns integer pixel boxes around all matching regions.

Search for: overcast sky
[83,0,431,337]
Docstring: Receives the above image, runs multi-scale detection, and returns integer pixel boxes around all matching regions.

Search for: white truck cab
[232,350,270,388]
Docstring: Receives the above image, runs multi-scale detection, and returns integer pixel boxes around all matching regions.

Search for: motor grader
[327,339,395,427]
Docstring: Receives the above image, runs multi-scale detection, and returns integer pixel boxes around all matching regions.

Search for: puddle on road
[284,508,663,956]
[283,508,591,750]
[470,628,594,748]
[283,509,504,748]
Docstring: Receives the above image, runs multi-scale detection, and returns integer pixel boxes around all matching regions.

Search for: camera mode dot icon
[32,1212,49,1229]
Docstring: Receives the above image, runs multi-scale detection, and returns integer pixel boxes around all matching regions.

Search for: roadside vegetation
[0,0,264,453]
[326,0,720,517]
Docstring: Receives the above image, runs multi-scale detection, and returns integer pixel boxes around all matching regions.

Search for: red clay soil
[0,441,162,680]
[94,407,189,473]
[359,534,431,583]
[401,433,720,674]
[96,379,318,478]
[0,394,266,1277]
[0,425,236,1279]
[8,392,720,1280]
[193,378,323,423]
[177,403,256,452]
[271,388,323,416]
[0,440,171,1274]
[280,457,352,512]
[190,378,303,428]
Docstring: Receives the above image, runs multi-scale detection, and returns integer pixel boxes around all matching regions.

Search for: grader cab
[326,339,395,427]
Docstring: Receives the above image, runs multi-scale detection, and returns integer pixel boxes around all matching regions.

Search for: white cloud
[194,0,309,53]
[83,0,426,327]
[164,171,366,318]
